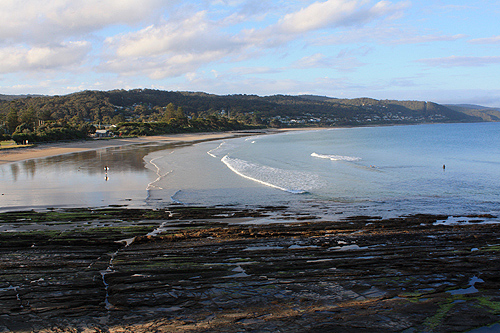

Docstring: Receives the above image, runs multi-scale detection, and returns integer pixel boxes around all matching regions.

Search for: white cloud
[418,55,500,68]
[229,67,282,75]
[244,0,410,48]
[316,24,466,45]
[102,49,229,79]
[102,11,247,78]
[99,1,410,80]
[390,34,466,44]
[0,0,166,42]
[293,53,332,68]
[0,42,91,73]
[469,35,500,44]
[108,11,242,58]
[277,0,409,34]
[174,73,354,97]
[292,48,367,72]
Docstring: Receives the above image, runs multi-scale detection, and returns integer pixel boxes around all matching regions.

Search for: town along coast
[1,206,499,332]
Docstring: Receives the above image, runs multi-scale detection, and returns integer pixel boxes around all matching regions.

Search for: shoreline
[0,127,335,214]
[1,122,486,166]
[0,129,278,166]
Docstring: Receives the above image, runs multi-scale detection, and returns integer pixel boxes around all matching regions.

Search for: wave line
[146,153,174,200]
[311,152,361,162]
[207,141,226,158]
[221,155,307,194]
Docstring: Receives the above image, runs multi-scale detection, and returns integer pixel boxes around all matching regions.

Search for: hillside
[445,104,500,122]
[300,95,478,123]
[0,89,482,128]
[0,94,45,101]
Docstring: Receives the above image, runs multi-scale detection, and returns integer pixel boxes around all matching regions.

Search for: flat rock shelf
[0,207,499,332]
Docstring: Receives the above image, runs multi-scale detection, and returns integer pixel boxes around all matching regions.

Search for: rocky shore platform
[1,207,499,332]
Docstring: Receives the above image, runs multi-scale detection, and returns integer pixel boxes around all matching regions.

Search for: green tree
[68,115,82,126]
[39,108,53,121]
[162,103,176,121]
[6,107,19,133]
[102,115,112,125]
[20,106,37,129]
[78,123,96,136]
[175,106,185,119]
[111,114,125,124]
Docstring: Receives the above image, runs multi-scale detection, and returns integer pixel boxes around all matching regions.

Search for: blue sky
[1,0,499,106]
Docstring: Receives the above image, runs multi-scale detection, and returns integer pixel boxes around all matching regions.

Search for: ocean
[1,123,499,219]
[145,122,500,218]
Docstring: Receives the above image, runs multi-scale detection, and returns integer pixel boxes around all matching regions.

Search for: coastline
[0,127,335,213]
[0,129,276,166]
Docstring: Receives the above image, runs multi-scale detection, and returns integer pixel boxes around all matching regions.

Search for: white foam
[311,152,361,162]
[207,141,226,158]
[207,140,240,158]
[146,153,174,191]
[221,155,317,194]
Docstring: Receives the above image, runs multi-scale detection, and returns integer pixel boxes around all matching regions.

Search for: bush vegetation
[0,89,481,144]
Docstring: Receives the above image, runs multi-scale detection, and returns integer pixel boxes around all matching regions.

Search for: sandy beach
[0,130,269,166]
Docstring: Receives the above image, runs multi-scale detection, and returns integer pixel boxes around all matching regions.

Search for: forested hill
[299,95,480,123]
[444,104,500,122]
[0,89,481,127]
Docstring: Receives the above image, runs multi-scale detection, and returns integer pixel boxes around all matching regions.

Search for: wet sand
[0,131,270,165]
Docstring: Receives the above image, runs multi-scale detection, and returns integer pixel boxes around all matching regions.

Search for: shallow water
[146,123,500,218]
[1,123,499,219]
[0,142,176,212]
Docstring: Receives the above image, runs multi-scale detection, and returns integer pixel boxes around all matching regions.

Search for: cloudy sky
[1,0,499,106]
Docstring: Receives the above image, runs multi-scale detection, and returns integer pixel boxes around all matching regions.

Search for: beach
[0,128,329,212]
[0,131,270,165]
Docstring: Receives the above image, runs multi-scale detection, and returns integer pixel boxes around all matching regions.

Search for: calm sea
[147,122,500,218]
[1,123,499,219]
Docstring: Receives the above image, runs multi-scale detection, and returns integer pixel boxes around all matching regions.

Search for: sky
[1,0,499,106]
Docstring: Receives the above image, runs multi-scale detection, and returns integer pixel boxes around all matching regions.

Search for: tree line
[0,89,481,144]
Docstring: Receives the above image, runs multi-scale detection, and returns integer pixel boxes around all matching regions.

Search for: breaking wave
[221,155,317,194]
[311,152,361,162]
[207,140,242,159]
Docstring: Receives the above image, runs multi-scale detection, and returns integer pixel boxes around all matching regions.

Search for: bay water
[1,123,499,219]
[146,122,500,218]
